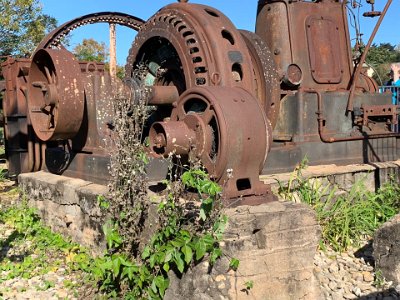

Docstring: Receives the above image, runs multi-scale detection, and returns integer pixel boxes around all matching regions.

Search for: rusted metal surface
[361,104,398,127]
[36,12,144,50]
[150,86,274,202]
[28,48,84,141]
[1,0,399,206]
[347,0,393,112]
[0,57,36,176]
[239,30,280,128]
[126,3,258,94]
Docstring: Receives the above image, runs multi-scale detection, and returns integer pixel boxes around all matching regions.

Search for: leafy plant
[277,161,400,252]
[88,76,229,299]
[0,201,91,286]
[92,166,226,299]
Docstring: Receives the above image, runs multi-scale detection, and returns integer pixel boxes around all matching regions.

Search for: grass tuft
[277,161,400,252]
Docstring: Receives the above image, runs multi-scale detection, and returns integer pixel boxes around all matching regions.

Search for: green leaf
[245,280,254,290]
[195,239,206,261]
[151,278,158,293]
[171,238,185,248]
[202,234,215,247]
[155,276,169,298]
[229,258,240,271]
[149,254,156,268]
[210,248,222,265]
[174,252,185,274]
[163,262,170,272]
[142,246,151,260]
[164,249,173,263]
[181,244,193,265]
[199,209,207,221]
[112,256,122,277]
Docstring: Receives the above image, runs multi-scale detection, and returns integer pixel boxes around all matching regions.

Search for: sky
[39,0,400,65]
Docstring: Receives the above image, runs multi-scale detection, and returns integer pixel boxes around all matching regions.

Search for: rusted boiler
[0,0,397,205]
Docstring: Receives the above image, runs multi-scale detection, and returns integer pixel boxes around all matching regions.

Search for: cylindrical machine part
[149,121,196,155]
[256,0,292,80]
[148,86,180,105]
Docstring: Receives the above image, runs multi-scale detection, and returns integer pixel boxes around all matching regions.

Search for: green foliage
[0,201,91,284]
[373,269,385,288]
[93,167,226,299]
[97,195,110,210]
[229,258,240,271]
[244,280,254,290]
[365,43,400,84]
[0,0,57,57]
[278,162,400,252]
[73,38,109,63]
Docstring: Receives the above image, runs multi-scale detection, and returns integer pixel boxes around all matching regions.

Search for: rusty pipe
[148,86,179,105]
[346,0,393,113]
[302,88,400,143]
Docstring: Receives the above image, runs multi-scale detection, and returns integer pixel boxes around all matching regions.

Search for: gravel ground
[315,242,400,300]
[0,179,399,299]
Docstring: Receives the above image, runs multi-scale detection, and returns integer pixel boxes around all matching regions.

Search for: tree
[0,0,57,57]
[73,38,126,79]
[72,38,109,63]
[366,43,400,84]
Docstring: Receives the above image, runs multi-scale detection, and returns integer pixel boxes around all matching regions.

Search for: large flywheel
[126,3,257,94]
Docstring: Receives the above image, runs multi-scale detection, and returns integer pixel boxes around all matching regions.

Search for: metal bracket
[361,104,399,126]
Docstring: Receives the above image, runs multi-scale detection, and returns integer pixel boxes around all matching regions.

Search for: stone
[328,281,338,290]
[165,202,322,300]
[343,292,356,299]
[352,272,364,282]
[373,214,400,285]
[329,263,339,273]
[352,286,362,297]
[331,291,344,300]
[363,271,375,282]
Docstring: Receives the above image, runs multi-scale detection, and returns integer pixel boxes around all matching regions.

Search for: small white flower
[226,168,233,179]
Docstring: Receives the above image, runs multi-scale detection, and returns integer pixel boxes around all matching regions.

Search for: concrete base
[261,160,400,193]
[18,171,107,255]
[373,214,400,286]
[166,202,322,300]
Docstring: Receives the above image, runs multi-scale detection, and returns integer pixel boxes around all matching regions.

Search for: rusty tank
[0,0,397,205]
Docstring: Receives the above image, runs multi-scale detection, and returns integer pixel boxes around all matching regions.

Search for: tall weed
[278,163,400,252]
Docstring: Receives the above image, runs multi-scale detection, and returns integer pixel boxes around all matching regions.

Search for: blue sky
[40,0,399,65]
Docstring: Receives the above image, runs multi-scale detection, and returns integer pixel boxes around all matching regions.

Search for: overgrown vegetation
[88,84,227,299]
[0,71,229,299]
[0,200,89,293]
[277,159,400,252]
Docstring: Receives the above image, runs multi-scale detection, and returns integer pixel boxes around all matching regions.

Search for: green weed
[278,161,400,252]
[0,201,91,284]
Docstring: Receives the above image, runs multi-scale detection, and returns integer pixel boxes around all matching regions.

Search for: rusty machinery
[0,0,398,205]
